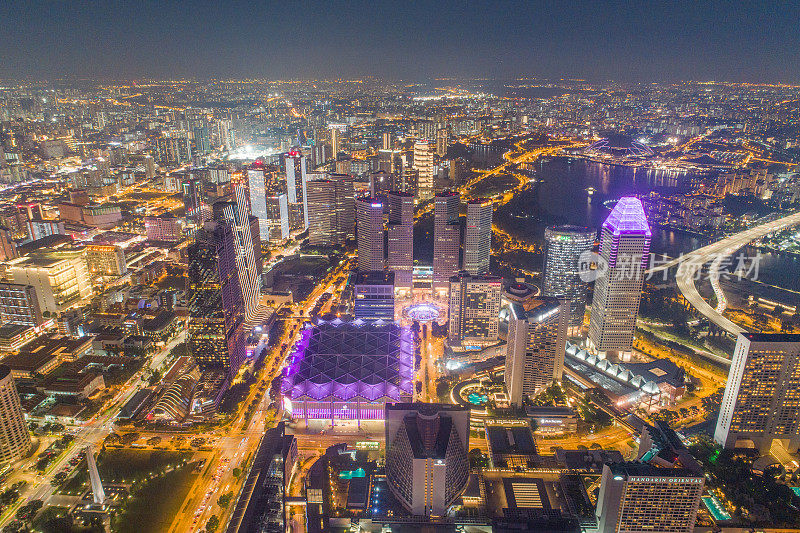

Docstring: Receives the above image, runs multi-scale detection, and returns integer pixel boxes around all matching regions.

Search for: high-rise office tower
[356,196,384,272]
[588,197,650,360]
[330,127,340,157]
[0,365,31,464]
[187,219,246,378]
[448,273,502,347]
[543,225,596,328]
[433,191,461,292]
[387,191,414,289]
[213,190,261,318]
[382,131,392,151]
[436,127,449,157]
[463,199,493,275]
[265,193,289,243]
[385,403,470,517]
[329,173,356,241]
[595,463,703,533]
[715,333,800,452]
[307,177,354,247]
[284,150,308,229]
[306,178,336,246]
[413,140,435,200]
[247,167,270,241]
[504,297,569,406]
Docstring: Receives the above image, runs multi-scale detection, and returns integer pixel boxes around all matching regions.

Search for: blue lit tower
[543,225,596,328]
[587,197,651,360]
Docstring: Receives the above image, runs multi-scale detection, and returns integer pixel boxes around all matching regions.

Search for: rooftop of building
[17,234,73,254]
[18,335,93,357]
[487,424,538,456]
[282,318,414,402]
[508,297,563,321]
[544,224,595,236]
[742,332,800,343]
[607,461,703,479]
[602,196,651,236]
[354,270,395,285]
[0,323,35,340]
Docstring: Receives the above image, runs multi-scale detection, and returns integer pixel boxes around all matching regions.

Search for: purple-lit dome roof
[281,319,414,402]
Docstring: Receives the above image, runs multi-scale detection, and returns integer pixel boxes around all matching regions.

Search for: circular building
[0,365,31,464]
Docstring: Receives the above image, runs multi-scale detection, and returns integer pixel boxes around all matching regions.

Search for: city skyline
[2,9,800,529]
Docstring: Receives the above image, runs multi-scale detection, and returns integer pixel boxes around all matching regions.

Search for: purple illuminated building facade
[282,319,414,424]
[588,197,651,360]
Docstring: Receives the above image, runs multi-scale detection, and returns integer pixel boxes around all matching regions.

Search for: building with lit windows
[387,191,414,289]
[144,214,182,242]
[356,197,384,272]
[307,176,355,246]
[385,403,470,516]
[715,333,800,452]
[433,191,460,292]
[282,319,413,424]
[353,271,395,321]
[6,251,92,314]
[588,197,650,360]
[212,193,262,318]
[504,297,569,406]
[413,140,435,200]
[0,365,31,464]
[0,282,42,327]
[284,150,308,229]
[463,198,492,275]
[448,273,502,347]
[543,225,595,328]
[595,463,703,533]
[85,244,126,276]
[187,219,246,379]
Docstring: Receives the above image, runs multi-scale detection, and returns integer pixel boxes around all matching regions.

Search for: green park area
[57,449,199,533]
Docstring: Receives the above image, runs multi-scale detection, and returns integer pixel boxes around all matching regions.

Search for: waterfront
[416,156,800,294]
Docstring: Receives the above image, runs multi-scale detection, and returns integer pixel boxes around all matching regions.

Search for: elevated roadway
[647,210,800,336]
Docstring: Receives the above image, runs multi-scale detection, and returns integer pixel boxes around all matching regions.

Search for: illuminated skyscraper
[385,403,470,517]
[463,198,492,275]
[284,150,308,229]
[387,191,414,289]
[436,127,449,157]
[433,191,460,291]
[504,298,569,406]
[543,225,596,328]
[265,193,289,243]
[448,273,502,347]
[0,365,31,464]
[413,140,435,200]
[356,196,384,272]
[382,131,392,151]
[307,176,354,247]
[187,219,246,378]
[715,333,800,452]
[595,463,703,533]
[588,197,650,360]
[212,190,261,318]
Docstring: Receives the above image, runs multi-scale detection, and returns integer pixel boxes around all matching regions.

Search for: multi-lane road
[0,330,187,528]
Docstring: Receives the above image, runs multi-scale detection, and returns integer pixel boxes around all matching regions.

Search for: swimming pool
[702,495,732,521]
[467,392,488,405]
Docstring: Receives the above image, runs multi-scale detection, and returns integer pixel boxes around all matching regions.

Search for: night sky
[1,0,799,82]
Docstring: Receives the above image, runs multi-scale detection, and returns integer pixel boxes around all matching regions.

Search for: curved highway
[648,210,800,336]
